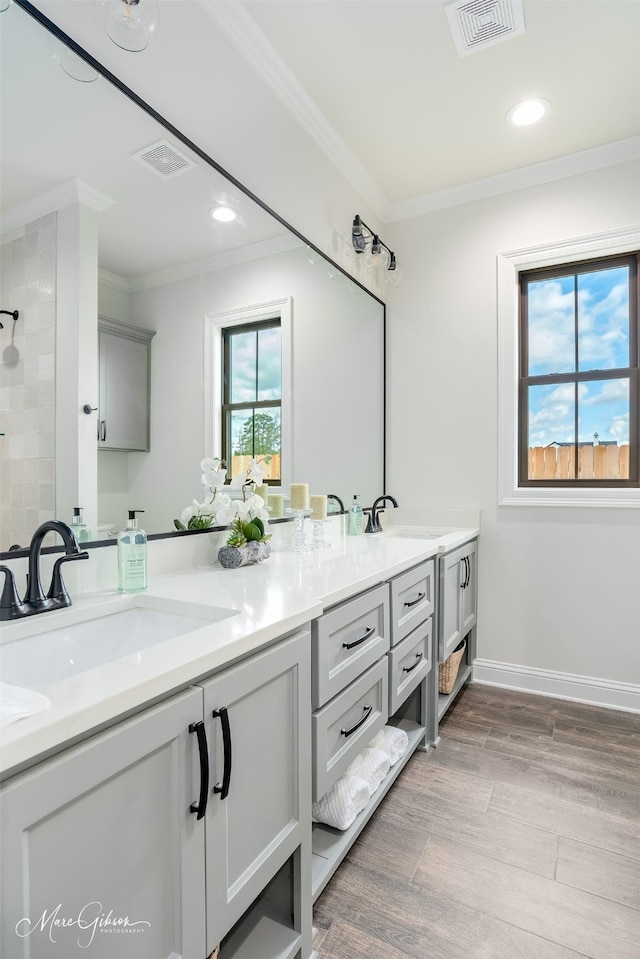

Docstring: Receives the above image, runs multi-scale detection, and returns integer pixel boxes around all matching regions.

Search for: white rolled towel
[312,775,370,831]
[0,682,51,728]
[346,746,390,797]
[370,724,409,766]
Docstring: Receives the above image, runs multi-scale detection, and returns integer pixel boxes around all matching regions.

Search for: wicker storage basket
[438,638,466,695]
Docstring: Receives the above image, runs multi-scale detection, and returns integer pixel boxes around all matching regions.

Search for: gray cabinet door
[439,540,478,662]
[460,540,478,637]
[98,319,154,451]
[0,687,206,959]
[439,545,465,661]
[201,630,311,953]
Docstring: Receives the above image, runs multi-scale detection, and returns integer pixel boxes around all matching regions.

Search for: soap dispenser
[71,506,92,543]
[117,510,147,593]
[347,494,363,536]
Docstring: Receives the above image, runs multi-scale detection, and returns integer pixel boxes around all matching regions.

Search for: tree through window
[222,319,282,484]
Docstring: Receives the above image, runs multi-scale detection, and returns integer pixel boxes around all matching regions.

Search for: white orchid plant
[174,456,270,533]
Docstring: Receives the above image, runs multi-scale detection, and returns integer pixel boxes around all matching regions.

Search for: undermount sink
[384,527,454,540]
[0,598,238,687]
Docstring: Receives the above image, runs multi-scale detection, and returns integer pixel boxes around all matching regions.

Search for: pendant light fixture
[105,0,159,53]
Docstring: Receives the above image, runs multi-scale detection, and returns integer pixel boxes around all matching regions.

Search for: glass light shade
[507,98,551,127]
[105,0,159,53]
[56,47,99,82]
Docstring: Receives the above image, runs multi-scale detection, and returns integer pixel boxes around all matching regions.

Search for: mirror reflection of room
[0,1,384,553]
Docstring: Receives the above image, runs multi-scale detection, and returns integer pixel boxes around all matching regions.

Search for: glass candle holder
[311,519,330,549]
[286,508,311,552]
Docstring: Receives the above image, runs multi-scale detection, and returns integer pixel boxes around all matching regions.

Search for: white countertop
[0,526,477,778]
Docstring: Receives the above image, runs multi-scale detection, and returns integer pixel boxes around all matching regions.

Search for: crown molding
[201,0,389,221]
[1,179,114,237]
[101,232,303,294]
[386,136,640,222]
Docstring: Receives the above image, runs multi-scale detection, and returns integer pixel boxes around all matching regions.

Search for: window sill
[499,487,640,508]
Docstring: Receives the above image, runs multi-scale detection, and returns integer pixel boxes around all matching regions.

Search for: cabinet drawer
[390,560,434,646]
[312,583,390,709]
[388,617,432,715]
[312,657,388,801]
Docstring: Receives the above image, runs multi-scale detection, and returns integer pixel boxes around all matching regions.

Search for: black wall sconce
[351,215,397,271]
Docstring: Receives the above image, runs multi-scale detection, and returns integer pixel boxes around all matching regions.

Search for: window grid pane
[222,320,282,483]
[519,252,638,488]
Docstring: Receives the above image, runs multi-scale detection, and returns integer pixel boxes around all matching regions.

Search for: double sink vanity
[0,520,478,959]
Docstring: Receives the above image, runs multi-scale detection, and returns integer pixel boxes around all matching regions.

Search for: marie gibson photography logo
[15,901,151,949]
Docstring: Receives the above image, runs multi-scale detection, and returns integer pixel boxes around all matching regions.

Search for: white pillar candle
[268,493,285,518]
[254,484,268,503]
[290,483,309,510]
[310,494,327,521]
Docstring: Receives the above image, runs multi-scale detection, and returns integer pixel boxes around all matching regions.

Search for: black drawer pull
[189,721,209,820]
[343,625,375,649]
[402,652,423,673]
[212,706,232,800]
[404,591,425,608]
[341,704,373,737]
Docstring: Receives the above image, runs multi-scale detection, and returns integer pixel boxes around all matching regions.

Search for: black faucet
[364,495,399,533]
[327,494,345,513]
[0,521,89,621]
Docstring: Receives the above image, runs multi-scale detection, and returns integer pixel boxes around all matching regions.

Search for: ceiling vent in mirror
[445,0,525,57]
[132,140,196,179]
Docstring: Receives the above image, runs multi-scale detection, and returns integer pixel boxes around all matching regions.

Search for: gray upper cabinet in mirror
[0,1,385,554]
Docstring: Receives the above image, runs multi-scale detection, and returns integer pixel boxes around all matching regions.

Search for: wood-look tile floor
[313,684,640,959]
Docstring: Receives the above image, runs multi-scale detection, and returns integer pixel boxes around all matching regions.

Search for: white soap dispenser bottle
[117,510,147,593]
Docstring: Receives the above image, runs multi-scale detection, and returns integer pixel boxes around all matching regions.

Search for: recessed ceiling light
[507,98,551,127]
[210,206,237,222]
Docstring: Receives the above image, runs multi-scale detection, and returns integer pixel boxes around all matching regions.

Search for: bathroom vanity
[0,525,478,959]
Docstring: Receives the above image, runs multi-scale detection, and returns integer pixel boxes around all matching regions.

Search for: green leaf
[244,521,263,541]
[173,519,187,531]
[252,517,265,536]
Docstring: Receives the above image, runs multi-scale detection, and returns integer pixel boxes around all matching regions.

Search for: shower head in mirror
[105,0,159,53]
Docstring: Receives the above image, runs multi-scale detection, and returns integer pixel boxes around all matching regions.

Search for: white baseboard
[472,659,640,714]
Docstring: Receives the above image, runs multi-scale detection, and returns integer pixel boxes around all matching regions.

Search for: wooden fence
[231,454,281,481]
[528,445,629,480]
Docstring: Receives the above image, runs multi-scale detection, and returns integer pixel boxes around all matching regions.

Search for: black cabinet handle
[402,652,423,673]
[343,625,375,649]
[404,591,425,608]
[100,420,106,442]
[189,721,209,820]
[341,704,373,737]
[460,557,468,589]
[212,706,232,800]
[464,556,470,589]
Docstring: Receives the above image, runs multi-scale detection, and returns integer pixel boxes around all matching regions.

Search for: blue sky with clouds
[527,266,630,447]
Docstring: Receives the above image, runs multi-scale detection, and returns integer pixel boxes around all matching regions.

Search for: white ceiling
[235,0,640,217]
[2,0,638,281]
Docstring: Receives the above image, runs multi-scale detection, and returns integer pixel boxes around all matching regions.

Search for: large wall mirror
[0,1,385,555]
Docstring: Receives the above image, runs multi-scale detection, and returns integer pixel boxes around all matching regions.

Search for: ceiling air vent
[131,140,196,179]
[445,0,525,57]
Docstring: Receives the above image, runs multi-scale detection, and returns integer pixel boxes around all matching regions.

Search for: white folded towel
[370,724,409,766]
[346,746,390,797]
[0,681,51,728]
[312,775,369,831]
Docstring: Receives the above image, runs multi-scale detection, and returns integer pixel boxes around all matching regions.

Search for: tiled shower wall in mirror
[0,213,56,552]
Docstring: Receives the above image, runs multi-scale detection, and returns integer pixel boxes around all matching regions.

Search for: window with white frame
[498,227,640,507]
[204,297,292,493]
